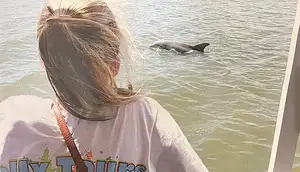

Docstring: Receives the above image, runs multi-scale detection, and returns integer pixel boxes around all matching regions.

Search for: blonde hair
[37,0,139,121]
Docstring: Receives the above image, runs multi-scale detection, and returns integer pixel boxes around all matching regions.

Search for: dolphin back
[191,43,210,52]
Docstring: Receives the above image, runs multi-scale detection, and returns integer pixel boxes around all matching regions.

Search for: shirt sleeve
[148,98,209,172]
[0,95,61,165]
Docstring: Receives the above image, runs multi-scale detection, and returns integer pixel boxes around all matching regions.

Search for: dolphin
[149,41,210,55]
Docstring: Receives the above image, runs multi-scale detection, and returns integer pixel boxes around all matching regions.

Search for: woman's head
[37,1,138,120]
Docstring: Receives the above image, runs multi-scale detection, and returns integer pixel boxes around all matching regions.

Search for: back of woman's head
[37,1,138,121]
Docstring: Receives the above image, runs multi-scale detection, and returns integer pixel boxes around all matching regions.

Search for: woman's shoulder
[125,95,169,115]
[0,95,57,127]
[120,95,171,126]
[0,94,52,108]
[0,95,62,165]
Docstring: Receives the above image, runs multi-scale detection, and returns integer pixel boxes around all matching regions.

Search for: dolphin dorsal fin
[192,43,210,52]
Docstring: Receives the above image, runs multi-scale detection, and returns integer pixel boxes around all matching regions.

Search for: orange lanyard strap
[52,103,88,172]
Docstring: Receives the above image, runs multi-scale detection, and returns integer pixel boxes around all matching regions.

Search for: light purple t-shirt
[0,95,208,172]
